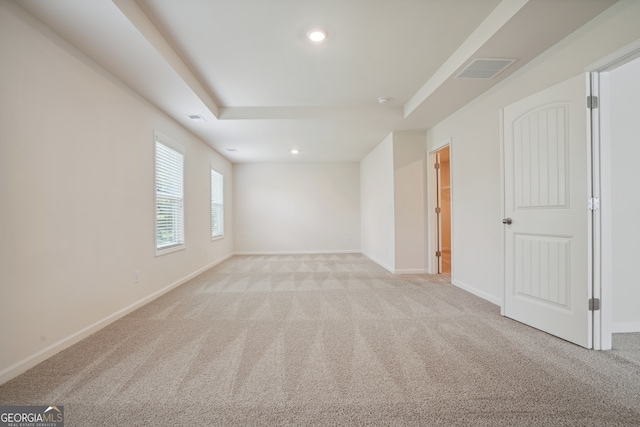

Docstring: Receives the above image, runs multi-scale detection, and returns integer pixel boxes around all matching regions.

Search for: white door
[502,74,592,348]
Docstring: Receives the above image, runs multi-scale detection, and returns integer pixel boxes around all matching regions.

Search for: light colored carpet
[1,254,640,426]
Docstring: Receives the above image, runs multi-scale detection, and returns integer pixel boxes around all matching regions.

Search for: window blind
[211,169,224,238]
[156,140,184,250]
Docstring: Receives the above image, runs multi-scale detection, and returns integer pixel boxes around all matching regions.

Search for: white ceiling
[15,0,616,163]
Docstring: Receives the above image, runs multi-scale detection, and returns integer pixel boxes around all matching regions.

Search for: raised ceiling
[15,0,616,162]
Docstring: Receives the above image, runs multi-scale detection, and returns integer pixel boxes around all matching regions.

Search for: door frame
[427,139,453,275]
[588,40,640,350]
[499,111,506,316]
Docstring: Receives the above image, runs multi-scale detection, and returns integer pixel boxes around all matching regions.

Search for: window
[155,133,184,253]
[211,168,224,239]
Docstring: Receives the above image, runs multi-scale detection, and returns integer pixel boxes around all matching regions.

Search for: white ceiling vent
[187,114,206,122]
[455,58,516,79]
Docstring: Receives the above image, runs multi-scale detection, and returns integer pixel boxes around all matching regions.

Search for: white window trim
[211,165,224,241]
[155,131,186,256]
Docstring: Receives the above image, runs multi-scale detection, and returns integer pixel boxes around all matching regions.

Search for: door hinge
[434,163,440,170]
[436,251,442,257]
[435,207,441,214]
[589,298,600,311]
[588,197,600,211]
[587,95,599,109]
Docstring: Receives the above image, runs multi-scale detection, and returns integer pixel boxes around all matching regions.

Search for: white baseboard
[451,278,501,306]
[0,253,233,386]
[361,252,426,275]
[394,268,427,274]
[361,252,395,274]
[233,250,361,256]
[611,322,640,333]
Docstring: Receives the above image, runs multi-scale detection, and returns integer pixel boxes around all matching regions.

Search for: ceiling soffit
[11,0,618,162]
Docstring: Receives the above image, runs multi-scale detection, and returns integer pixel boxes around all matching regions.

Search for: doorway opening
[593,47,640,350]
[434,146,451,274]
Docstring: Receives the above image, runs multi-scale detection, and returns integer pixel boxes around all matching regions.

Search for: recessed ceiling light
[307,28,327,43]
[377,97,391,104]
[291,149,299,154]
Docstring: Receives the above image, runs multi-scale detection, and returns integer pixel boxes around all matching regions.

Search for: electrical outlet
[133,271,139,284]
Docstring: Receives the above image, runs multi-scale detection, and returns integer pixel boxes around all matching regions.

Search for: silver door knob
[502,218,512,225]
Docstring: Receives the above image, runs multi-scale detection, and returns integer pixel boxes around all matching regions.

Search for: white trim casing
[590,71,603,350]
[499,108,506,316]
[597,71,613,350]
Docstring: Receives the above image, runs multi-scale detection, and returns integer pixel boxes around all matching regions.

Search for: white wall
[0,4,233,383]
[360,132,426,273]
[393,132,426,273]
[233,162,360,253]
[360,135,395,270]
[427,1,640,304]
[608,56,640,332]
